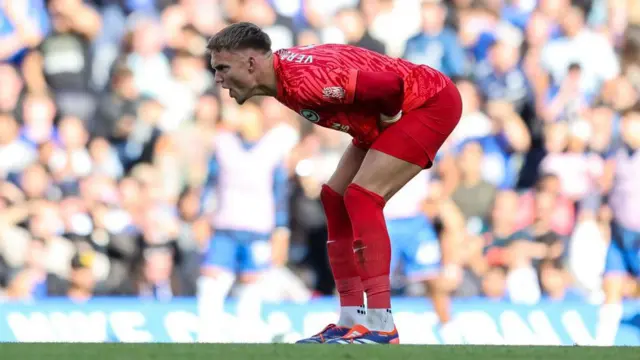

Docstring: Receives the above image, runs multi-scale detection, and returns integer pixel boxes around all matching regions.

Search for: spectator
[5,237,66,300]
[542,63,591,123]
[20,92,58,147]
[451,141,497,231]
[541,4,620,97]
[135,246,180,301]
[0,113,37,178]
[198,101,295,341]
[126,16,172,100]
[458,100,531,189]
[517,173,575,237]
[482,266,507,301]
[65,251,98,301]
[0,0,49,64]
[0,64,24,116]
[539,260,576,301]
[525,190,566,269]
[403,0,467,78]
[48,116,93,190]
[483,190,541,304]
[240,0,296,51]
[94,63,140,139]
[539,120,604,204]
[19,163,59,201]
[88,137,124,179]
[603,108,640,305]
[334,8,385,54]
[21,0,101,124]
[475,23,532,113]
[448,79,492,146]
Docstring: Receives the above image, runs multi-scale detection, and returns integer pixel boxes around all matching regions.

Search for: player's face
[211,50,256,105]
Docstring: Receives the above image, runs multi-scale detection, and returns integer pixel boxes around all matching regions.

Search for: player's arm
[354,71,405,123]
[304,66,404,122]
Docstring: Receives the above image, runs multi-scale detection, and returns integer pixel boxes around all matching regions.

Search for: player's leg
[336,82,462,344]
[197,230,238,342]
[298,143,367,343]
[325,144,368,321]
[331,148,420,344]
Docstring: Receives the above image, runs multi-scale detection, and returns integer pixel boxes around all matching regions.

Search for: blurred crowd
[0,0,639,305]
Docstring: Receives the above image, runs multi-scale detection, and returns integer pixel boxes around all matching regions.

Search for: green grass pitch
[0,344,638,360]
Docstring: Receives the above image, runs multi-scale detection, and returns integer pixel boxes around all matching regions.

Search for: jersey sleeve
[291,66,358,107]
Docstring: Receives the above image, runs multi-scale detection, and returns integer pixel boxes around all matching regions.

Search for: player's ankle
[361,275,391,308]
[365,308,395,332]
[337,305,367,327]
[336,277,365,305]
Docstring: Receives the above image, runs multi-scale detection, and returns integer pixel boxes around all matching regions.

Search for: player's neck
[253,53,278,98]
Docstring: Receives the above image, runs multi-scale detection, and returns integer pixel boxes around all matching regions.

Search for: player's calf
[321,184,367,327]
[343,183,394,332]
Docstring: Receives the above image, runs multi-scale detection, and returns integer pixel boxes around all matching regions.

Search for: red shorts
[359,80,462,169]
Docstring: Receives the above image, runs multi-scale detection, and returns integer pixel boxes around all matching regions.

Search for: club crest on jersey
[300,109,320,123]
[323,86,346,100]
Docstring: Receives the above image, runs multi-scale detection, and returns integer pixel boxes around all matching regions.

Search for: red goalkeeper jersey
[273,43,450,146]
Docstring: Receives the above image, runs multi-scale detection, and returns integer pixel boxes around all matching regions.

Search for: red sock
[343,183,391,309]
[321,184,364,307]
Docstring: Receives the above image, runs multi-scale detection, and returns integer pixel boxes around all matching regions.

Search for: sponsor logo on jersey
[331,123,349,132]
[323,86,345,100]
[300,109,320,123]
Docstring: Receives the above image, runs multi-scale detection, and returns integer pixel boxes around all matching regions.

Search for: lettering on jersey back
[282,51,313,64]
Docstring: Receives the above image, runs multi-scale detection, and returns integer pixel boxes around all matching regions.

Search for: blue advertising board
[1,298,639,345]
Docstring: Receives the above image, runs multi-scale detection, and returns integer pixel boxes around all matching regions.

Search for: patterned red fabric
[273,44,450,145]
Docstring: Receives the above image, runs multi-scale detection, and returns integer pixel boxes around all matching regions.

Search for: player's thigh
[351,148,422,201]
[237,232,272,282]
[202,230,239,276]
[371,81,462,171]
[326,143,367,195]
[401,216,441,281]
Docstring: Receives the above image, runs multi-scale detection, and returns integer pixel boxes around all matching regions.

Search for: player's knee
[343,183,381,215]
[320,183,342,209]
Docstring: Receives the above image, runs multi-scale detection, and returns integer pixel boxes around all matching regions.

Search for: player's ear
[247,56,256,73]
